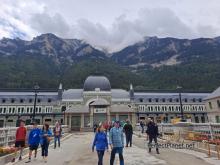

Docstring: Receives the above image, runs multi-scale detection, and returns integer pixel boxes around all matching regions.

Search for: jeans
[97,150,105,165]
[148,136,158,149]
[110,147,124,165]
[41,142,49,157]
[141,126,144,133]
[125,133,132,147]
[54,136,60,148]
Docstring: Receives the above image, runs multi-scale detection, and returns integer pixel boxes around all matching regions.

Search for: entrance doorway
[71,116,81,131]
[0,120,4,127]
[93,114,107,125]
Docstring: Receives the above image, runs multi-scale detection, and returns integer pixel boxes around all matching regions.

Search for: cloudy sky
[1,0,220,52]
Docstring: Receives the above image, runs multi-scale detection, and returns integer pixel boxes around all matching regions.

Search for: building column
[107,106,111,122]
[65,114,68,125]
[69,115,72,130]
[131,113,136,125]
[81,114,84,128]
[90,107,93,128]
[116,113,119,121]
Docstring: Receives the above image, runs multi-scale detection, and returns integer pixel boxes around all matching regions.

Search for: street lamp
[176,86,186,122]
[32,84,40,123]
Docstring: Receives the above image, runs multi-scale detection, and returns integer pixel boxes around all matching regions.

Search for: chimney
[58,83,63,100]
[129,84,134,100]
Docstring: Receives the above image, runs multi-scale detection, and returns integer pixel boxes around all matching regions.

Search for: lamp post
[32,84,40,123]
[176,86,186,122]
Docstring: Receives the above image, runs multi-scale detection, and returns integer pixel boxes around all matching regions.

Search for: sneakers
[11,156,22,162]
[25,160,31,163]
[11,158,15,163]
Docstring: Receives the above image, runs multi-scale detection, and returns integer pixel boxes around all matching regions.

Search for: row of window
[138,98,203,103]
[1,98,53,104]
[0,106,53,114]
[208,100,220,109]
[138,105,205,112]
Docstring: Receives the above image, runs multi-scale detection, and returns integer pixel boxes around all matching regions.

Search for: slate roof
[204,87,220,100]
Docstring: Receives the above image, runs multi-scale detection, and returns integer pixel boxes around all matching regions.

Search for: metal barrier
[0,125,69,147]
[158,123,220,159]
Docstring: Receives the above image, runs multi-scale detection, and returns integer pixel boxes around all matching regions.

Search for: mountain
[0,34,144,89]
[0,33,106,63]
[111,36,220,67]
[111,37,220,90]
[0,34,220,91]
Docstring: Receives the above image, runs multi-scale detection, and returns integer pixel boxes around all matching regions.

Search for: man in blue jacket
[25,121,41,163]
[109,121,124,165]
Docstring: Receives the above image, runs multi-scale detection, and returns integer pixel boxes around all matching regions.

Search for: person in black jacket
[146,120,159,154]
[123,120,133,147]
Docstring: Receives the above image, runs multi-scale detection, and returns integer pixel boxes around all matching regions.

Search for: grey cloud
[73,8,195,52]
[29,12,70,37]
[26,7,218,52]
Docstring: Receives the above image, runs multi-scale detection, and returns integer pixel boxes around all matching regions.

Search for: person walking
[53,122,62,149]
[146,119,160,154]
[40,123,52,163]
[93,123,98,133]
[140,120,144,133]
[11,120,27,162]
[123,120,133,147]
[92,125,108,165]
[25,121,41,163]
[109,121,124,165]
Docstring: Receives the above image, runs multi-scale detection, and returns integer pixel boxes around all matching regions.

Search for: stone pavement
[6,132,220,165]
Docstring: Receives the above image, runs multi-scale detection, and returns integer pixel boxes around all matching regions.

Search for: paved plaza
[7,133,220,165]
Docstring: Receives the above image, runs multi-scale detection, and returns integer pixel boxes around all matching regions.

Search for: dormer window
[11,99,15,103]
[20,99,24,103]
[2,99,6,103]
[48,99,52,103]
[139,98,143,102]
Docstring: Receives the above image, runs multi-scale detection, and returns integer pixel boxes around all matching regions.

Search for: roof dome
[83,76,111,91]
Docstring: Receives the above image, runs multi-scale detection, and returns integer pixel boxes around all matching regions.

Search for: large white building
[0,75,211,130]
[204,87,220,123]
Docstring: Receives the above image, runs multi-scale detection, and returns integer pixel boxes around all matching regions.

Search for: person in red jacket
[11,120,27,162]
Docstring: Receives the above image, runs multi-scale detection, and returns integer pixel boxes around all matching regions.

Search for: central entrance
[89,98,110,125]
[93,113,107,125]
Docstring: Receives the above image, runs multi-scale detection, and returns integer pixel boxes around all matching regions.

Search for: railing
[158,123,220,140]
[0,125,69,147]
[158,123,220,159]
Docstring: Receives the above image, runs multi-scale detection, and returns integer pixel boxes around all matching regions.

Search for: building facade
[134,92,209,123]
[0,75,211,129]
[204,87,220,123]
